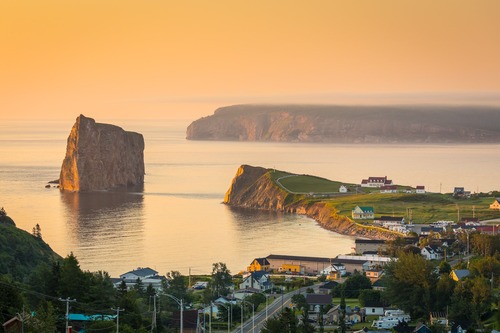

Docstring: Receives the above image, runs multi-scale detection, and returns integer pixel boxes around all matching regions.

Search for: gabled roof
[121,267,158,278]
[248,270,269,281]
[354,206,374,213]
[451,269,470,280]
[254,258,270,266]
[319,281,339,289]
[306,293,332,305]
[416,186,425,190]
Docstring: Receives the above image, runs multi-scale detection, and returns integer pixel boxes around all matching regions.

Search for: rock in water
[59,115,145,192]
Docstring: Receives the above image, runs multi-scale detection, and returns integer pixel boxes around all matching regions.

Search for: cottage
[416,186,426,194]
[247,258,270,272]
[421,245,443,260]
[318,280,339,294]
[490,198,500,210]
[430,312,448,326]
[306,294,332,313]
[320,263,347,278]
[380,185,398,194]
[365,303,385,316]
[240,271,273,291]
[352,206,374,219]
[339,185,349,193]
[450,269,470,281]
[365,269,384,282]
[361,176,393,188]
[116,267,165,291]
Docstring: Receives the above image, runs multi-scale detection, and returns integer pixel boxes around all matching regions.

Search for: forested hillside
[0,209,61,281]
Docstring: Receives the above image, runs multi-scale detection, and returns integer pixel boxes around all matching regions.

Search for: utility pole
[59,297,76,333]
[111,307,125,333]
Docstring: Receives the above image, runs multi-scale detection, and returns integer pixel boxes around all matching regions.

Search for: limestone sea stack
[59,115,145,192]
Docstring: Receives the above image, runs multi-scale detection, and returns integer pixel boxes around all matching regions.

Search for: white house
[116,267,165,291]
[380,185,398,194]
[320,263,347,277]
[361,176,393,188]
[352,206,374,219]
[339,185,348,193]
[421,245,443,260]
[239,271,273,291]
[416,185,426,194]
[365,305,385,316]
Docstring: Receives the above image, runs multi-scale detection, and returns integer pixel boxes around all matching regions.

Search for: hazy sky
[1,1,500,121]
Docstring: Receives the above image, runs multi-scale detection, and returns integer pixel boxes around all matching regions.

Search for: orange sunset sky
[1,1,500,121]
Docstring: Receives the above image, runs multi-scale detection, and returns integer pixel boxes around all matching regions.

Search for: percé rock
[187,104,500,143]
[59,115,145,192]
[224,165,398,240]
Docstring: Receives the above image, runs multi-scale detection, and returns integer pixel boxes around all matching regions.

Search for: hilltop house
[416,186,426,194]
[490,198,500,210]
[380,185,398,194]
[361,176,393,188]
[352,206,374,219]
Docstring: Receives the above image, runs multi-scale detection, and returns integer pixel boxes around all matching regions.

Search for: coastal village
[33,176,498,333]
[3,174,500,332]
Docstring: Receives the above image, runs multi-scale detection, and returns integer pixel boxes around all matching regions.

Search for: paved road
[232,285,318,333]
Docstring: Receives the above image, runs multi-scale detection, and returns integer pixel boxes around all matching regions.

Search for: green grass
[332,298,360,308]
[266,168,500,224]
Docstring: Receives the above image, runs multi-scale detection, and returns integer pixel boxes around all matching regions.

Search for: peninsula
[59,115,145,192]
[187,104,500,143]
[223,165,500,239]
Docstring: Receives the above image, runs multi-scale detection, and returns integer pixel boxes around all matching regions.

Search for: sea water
[1,119,499,276]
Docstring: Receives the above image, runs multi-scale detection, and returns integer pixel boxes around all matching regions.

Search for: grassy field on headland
[269,170,500,224]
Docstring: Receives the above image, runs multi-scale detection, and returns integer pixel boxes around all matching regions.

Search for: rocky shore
[224,164,399,240]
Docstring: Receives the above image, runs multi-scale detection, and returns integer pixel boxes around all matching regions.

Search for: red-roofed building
[416,185,426,194]
[361,176,393,188]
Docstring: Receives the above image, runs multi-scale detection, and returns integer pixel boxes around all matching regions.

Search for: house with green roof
[352,206,374,219]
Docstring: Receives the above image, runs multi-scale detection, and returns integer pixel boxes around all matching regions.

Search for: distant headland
[187,104,500,143]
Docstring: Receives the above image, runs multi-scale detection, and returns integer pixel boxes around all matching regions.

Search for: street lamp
[241,300,255,333]
[164,293,183,333]
[213,302,231,333]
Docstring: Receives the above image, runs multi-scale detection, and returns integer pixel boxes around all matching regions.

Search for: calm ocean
[1,119,499,277]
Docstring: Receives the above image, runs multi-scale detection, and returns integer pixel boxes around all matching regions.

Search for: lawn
[267,168,500,224]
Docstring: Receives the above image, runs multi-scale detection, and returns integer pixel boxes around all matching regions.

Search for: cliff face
[187,104,500,143]
[59,115,145,192]
[224,165,397,240]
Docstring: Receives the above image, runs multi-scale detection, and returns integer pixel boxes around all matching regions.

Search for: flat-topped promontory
[187,104,500,143]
